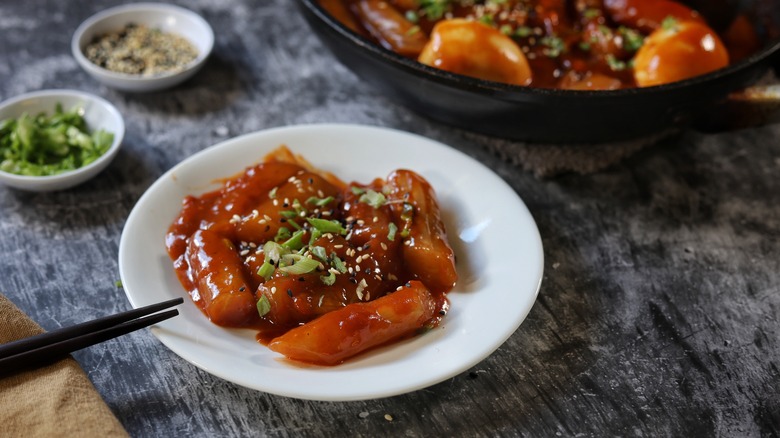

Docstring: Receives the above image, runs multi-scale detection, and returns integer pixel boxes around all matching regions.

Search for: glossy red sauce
[165,147,457,365]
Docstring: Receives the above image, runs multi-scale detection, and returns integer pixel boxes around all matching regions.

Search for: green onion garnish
[320,271,336,286]
[306,196,335,207]
[274,227,291,242]
[257,261,275,280]
[331,254,347,273]
[307,218,346,235]
[359,189,386,208]
[282,230,306,250]
[257,295,271,317]
[278,257,320,275]
[311,245,328,262]
[387,222,398,241]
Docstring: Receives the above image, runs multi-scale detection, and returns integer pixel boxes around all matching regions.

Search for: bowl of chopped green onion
[71,3,214,92]
[0,89,124,192]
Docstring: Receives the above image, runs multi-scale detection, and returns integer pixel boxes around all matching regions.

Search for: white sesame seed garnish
[380,242,387,250]
[271,287,277,293]
[373,216,378,223]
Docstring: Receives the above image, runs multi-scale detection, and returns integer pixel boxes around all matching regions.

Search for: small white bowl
[71,3,214,92]
[0,90,125,192]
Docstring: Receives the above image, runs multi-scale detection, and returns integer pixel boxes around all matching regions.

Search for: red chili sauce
[165,147,457,365]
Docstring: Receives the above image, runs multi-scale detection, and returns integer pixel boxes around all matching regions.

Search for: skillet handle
[692,54,780,133]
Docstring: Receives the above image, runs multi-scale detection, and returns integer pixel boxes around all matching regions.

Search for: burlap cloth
[0,293,129,438]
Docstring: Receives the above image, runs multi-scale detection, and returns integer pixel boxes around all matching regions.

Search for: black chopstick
[0,297,183,375]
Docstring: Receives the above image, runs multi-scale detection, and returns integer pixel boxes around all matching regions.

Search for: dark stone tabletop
[1,1,778,436]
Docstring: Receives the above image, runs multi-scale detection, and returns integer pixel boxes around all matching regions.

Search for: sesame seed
[373,216,378,223]
[380,242,387,250]
[271,287,277,293]
[317,190,324,198]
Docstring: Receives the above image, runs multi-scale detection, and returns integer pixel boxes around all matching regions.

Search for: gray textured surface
[1,1,779,437]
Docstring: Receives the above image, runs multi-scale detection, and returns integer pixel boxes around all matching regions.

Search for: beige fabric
[0,294,129,438]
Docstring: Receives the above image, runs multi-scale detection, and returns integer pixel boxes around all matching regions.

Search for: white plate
[118,124,543,401]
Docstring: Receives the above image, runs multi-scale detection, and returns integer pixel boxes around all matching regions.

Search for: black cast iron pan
[296,0,780,144]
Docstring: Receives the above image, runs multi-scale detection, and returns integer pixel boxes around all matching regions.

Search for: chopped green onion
[257,295,271,317]
[331,254,347,273]
[618,26,645,52]
[274,227,291,242]
[515,26,532,38]
[263,241,285,263]
[311,245,328,262]
[320,271,336,286]
[257,260,275,280]
[308,227,323,245]
[278,257,320,275]
[359,189,386,208]
[286,219,302,230]
[387,222,398,241]
[662,16,679,32]
[279,210,297,219]
[350,186,366,195]
[307,218,346,235]
[0,104,114,176]
[282,230,306,250]
[305,196,335,207]
[268,187,278,199]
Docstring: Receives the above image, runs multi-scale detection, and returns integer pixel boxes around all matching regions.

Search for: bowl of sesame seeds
[72,3,214,92]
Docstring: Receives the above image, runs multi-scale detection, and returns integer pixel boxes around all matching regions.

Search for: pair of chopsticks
[0,297,183,376]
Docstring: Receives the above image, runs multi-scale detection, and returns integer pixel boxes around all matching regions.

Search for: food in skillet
[165,146,457,365]
[318,0,762,89]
